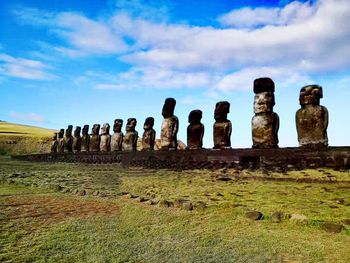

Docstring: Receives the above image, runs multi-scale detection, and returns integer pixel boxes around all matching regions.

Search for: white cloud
[10,112,46,122]
[0,53,56,80]
[218,1,316,28]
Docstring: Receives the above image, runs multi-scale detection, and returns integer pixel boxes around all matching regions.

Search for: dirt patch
[0,194,119,233]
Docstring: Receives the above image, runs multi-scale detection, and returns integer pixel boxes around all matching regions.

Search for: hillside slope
[0,122,57,155]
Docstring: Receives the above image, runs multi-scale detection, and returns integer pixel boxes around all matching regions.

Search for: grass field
[0,122,56,155]
[1,157,350,262]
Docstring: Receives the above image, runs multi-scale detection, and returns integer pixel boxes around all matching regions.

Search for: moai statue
[72,126,81,153]
[213,101,232,149]
[252,78,279,148]
[160,98,179,150]
[63,125,73,152]
[50,132,58,153]
[89,124,101,152]
[187,110,204,150]
[100,123,111,152]
[142,117,156,150]
[122,118,138,151]
[81,125,90,152]
[111,119,123,152]
[57,129,65,153]
[296,85,328,148]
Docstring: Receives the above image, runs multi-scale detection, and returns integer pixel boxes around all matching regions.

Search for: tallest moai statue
[296,85,328,148]
[251,77,279,148]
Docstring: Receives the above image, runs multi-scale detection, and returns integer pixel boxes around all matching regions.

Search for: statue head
[92,124,100,135]
[126,118,137,132]
[101,123,110,135]
[52,132,58,140]
[162,98,176,118]
[253,77,275,114]
[113,119,123,133]
[74,126,81,137]
[144,117,154,131]
[58,129,64,139]
[189,109,202,125]
[65,125,73,137]
[82,125,89,136]
[214,101,230,122]
[299,85,323,106]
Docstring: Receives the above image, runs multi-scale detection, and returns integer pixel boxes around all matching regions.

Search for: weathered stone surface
[252,78,279,149]
[63,125,73,152]
[100,123,111,152]
[51,132,58,153]
[271,211,283,223]
[160,98,179,150]
[245,211,263,220]
[89,124,100,152]
[72,126,81,153]
[142,117,156,151]
[195,201,208,210]
[81,125,90,152]
[111,119,123,152]
[57,129,65,153]
[182,202,193,211]
[187,110,204,150]
[296,85,328,148]
[123,118,138,151]
[322,222,344,233]
[213,101,232,149]
[290,214,308,224]
[158,199,171,208]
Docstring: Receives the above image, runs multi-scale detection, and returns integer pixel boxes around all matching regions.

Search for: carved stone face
[214,101,230,122]
[66,125,73,137]
[126,118,137,132]
[254,92,275,114]
[144,117,154,131]
[92,124,100,135]
[162,98,176,118]
[189,110,202,125]
[82,125,89,136]
[74,127,81,137]
[58,129,64,139]
[113,119,123,133]
[52,132,58,140]
[299,85,323,106]
[101,123,110,135]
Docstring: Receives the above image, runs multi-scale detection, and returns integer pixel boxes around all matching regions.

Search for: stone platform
[12,147,350,171]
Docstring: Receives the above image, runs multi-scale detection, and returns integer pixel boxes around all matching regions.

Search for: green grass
[1,158,350,262]
[0,122,56,155]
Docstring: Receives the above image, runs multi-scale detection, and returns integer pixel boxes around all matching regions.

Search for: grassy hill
[0,122,57,155]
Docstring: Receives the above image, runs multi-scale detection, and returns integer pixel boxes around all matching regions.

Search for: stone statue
[51,132,58,153]
[296,85,328,148]
[63,125,73,152]
[252,78,279,148]
[89,124,101,152]
[213,101,232,149]
[142,117,156,150]
[72,126,81,153]
[122,118,138,151]
[111,119,123,151]
[160,98,179,150]
[57,129,65,153]
[81,125,90,152]
[100,123,111,152]
[187,110,204,150]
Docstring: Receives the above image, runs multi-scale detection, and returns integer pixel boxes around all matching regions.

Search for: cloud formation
[10,112,46,122]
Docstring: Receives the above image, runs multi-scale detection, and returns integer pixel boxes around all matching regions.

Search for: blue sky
[1,0,350,148]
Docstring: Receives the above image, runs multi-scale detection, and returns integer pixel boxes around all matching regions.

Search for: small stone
[245,211,263,220]
[336,198,345,205]
[77,190,86,196]
[61,188,70,193]
[195,201,207,210]
[329,205,339,209]
[72,189,79,195]
[173,199,188,208]
[98,192,107,197]
[271,211,283,223]
[158,200,170,208]
[290,214,308,224]
[121,191,130,195]
[92,191,100,196]
[341,219,350,225]
[322,222,344,233]
[182,202,193,211]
